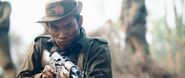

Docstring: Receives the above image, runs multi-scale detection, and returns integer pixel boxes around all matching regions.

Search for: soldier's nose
[58,32,67,39]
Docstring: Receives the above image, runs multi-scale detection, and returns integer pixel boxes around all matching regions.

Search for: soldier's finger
[60,71,68,78]
[60,66,69,78]
[42,70,54,78]
[62,66,69,75]
[45,65,55,74]
[42,65,55,78]
[42,74,50,78]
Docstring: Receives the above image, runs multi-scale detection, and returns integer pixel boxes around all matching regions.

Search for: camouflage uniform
[17,28,112,78]
[0,1,16,78]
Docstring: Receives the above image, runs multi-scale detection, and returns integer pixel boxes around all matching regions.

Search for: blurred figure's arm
[0,2,11,24]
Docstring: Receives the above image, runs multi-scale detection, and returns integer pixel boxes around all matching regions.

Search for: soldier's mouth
[58,41,68,46]
[58,42,67,45]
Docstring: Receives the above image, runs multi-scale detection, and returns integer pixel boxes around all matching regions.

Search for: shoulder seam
[34,35,52,42]
[88,37,108,44]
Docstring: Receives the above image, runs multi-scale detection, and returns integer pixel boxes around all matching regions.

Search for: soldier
[0,0,17,78]
[17,0,112,78]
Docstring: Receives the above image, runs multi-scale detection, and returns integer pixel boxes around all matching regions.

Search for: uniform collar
[75,27,88,49]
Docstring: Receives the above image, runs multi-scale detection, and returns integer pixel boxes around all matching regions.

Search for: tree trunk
[172,0,185,77]
[120,0,152,77]
[120,0,149,55]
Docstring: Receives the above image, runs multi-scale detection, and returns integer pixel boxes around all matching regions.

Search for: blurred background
[0,0,185,78]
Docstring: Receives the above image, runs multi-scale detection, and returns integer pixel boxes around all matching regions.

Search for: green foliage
[176,17,185,44]
[150,14,185,77]
[150,18,167,63]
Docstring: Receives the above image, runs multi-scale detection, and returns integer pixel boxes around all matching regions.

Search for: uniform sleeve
[17,41,43,78]
[86,42,112,78]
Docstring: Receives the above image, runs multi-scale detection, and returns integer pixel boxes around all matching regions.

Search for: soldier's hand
[42,65,55,78]
[60,66,69,78]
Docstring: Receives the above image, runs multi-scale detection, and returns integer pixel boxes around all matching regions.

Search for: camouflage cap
[38,0,82,23]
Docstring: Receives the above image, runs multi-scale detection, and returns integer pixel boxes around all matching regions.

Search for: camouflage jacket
[17,29,112,78]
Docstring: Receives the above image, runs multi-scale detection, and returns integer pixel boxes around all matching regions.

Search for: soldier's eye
[50,25,59,31]
[67,25,72,29]
[65,25,73,30]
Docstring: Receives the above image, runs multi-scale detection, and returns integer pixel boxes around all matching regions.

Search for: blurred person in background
[0,0,17,78]
[17,0,112,78]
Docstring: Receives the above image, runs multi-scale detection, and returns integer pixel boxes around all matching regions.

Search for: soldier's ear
[78,15,83,27]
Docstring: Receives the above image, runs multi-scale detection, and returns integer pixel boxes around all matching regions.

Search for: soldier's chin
[59,45,69,51]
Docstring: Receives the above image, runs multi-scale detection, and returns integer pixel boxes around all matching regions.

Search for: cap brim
[37,1,82,23]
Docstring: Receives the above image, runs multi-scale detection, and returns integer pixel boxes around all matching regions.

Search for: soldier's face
[48,16,81,51]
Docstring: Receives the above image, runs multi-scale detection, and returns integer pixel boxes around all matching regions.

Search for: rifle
[42,50,81,78]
